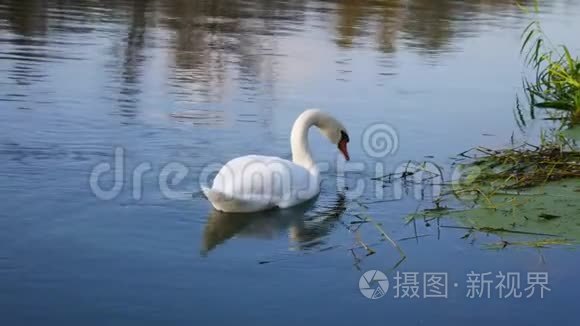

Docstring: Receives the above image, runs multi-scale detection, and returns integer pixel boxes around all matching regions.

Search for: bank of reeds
[521,4,580,125]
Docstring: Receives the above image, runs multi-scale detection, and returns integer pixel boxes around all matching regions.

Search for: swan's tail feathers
[201,186,273,213]
[201,186,217,200]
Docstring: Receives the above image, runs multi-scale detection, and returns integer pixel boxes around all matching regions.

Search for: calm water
[1,0,579,325]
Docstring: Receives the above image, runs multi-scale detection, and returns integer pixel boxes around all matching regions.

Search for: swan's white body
[202,155,319,212]
[202,109,349,213]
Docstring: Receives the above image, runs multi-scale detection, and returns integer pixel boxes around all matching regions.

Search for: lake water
[1,0,579,325]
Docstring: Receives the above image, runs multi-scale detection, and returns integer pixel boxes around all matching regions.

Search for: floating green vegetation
[452,141,580,193]
[409,138,580,246]
[484,238,571,250]
[449,178,580,243]
[429,2,580,244]
[520,4,580,126]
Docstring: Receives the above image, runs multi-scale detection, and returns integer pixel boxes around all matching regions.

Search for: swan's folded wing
[207,155,320,211]
[202,186,274,212]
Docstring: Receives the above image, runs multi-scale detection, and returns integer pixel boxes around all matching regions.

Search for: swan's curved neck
[290,111,319,173]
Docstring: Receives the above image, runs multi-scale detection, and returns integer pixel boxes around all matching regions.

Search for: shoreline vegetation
[405,4,580,249]
[520,2,580,126]
[368,3,580,257]
[409,139,580,242]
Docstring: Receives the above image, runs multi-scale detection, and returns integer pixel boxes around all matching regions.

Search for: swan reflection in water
[201,194,346,255]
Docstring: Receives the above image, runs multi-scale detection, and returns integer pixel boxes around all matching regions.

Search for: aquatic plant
[520,4,580,126]
[404,135,580,245]
[452,141,580,194]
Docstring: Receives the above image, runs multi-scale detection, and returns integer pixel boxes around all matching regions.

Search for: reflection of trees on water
[0,0,554,104]
[159,0,308,103]
[161,0,238,102]
[397,0,536,54]
[116,0,150,118]
[3,0,47,37]
[334,0,539,54]
[2,0,49,90]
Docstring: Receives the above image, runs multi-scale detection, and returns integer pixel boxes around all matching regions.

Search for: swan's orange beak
[338,139,350,161]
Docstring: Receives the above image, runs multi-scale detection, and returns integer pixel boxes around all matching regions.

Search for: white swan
[202,109,350,213]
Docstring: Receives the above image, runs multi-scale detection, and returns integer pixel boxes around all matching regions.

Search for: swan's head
[316,112,350,161]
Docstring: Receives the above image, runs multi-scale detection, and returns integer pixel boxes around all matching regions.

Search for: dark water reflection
[203,194,346,254]
[1,0,580,325]
[0,0,557,105]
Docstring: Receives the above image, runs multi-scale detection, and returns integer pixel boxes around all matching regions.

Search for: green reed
[520,3,580,126]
